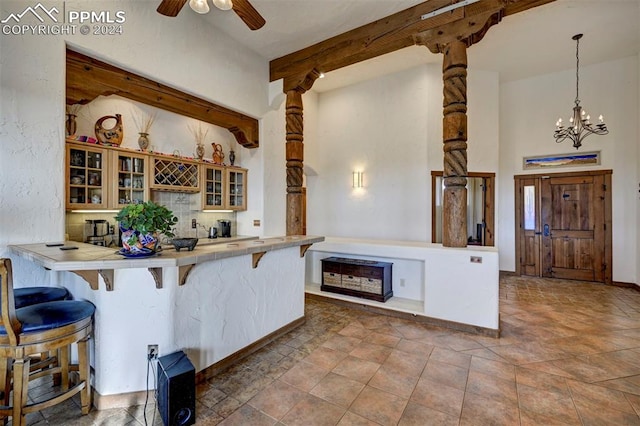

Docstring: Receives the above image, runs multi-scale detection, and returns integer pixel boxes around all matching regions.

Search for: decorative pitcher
[95,114,124,146]
[212,143,225,165]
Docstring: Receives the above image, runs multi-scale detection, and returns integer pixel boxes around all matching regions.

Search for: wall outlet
[253,219,261,227]
[400,278,406,287]
[191,218,197,229]
[147,344,158,360]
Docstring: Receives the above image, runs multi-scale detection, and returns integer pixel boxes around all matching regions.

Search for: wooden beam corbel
[283,69,323,94]
[414,0,505,53]
[72,269,114,291]
[252,252,266,269]
[300,244,312,258]
[178,265,195,286]
[148,268,163,289]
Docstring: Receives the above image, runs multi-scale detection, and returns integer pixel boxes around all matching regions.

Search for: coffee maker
[85,219,109,246]
[217,220,231,238]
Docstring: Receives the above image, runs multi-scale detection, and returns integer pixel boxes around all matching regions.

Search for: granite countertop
[9,235,325,272]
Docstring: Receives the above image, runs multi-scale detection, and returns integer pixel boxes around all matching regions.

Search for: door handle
[543,224,550,237]
[534,231,542,235]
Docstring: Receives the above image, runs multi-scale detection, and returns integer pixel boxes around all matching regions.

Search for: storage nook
[321,257,393,302]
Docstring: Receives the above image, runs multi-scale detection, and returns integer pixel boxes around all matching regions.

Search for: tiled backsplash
[66,192,236,246]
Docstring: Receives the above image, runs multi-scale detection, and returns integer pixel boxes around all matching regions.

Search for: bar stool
[14,286,71,309]
[0,286,72,390]
[0,258,95,426]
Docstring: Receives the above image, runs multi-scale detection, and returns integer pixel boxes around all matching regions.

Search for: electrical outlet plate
[147,344,158,359]
[191,219,197,229]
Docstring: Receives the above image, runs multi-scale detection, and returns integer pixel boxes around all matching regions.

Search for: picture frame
[523,151,600,170]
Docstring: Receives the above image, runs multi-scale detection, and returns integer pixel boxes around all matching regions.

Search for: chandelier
[554,34,609,149]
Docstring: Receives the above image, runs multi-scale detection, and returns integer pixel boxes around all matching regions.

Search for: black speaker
[157,350,196,426]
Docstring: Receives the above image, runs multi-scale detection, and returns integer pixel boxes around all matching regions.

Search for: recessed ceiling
[194,0,640,92]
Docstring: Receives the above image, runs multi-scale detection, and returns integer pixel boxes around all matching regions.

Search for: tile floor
[13,275,640,425]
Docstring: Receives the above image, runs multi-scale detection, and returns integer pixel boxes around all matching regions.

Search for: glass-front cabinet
[202,165,225,210]
[66,143,108,210]
[227,168,247,211]
[112,151,149,208]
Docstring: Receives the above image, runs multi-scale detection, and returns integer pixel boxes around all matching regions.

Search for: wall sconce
[352,171,363,188]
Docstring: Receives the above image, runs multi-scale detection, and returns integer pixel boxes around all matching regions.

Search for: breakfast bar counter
[10,235,323,290]
[9,235,324,408]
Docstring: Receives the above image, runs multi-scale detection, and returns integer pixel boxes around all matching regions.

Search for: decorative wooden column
[284,70,321,235]
[441,41,468,247]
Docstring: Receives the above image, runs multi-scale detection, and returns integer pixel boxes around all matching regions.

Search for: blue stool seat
[13,287,70,309]
[0,301,95,335]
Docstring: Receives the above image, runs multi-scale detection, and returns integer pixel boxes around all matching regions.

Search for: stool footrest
[0,381,85,417]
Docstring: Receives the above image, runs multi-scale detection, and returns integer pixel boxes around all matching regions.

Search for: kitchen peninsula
[10,235,323,409]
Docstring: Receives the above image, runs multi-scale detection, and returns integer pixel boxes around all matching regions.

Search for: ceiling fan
[157,0,266,30]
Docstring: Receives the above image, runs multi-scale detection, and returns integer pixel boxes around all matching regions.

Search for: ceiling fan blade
[232,0,266,30]
[157,0,188,17]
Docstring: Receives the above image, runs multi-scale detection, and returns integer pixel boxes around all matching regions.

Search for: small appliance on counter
[85,219,109,246]
[208,227,218,239]
[217,220,231,238]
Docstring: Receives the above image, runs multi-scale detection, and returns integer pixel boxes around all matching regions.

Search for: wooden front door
[515,170,612,284]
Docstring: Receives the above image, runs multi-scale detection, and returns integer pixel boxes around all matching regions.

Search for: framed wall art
[523,151,600,170]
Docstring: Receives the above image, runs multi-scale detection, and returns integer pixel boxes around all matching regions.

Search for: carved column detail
[442,41,468,247]
[286,89,305,235]
[284,69,321,236]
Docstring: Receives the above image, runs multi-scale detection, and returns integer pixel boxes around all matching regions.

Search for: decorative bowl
[171,238,198,252]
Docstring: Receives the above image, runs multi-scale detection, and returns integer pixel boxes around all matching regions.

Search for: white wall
[499,56,639,283]
[303,52,637,284]
[305,63,499,243]
[0,0,269,280]
[308,66,430,241]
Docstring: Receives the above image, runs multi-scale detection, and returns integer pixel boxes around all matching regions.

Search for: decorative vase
[95,114,124,146]
[65,114,77,137]
[196,143,205,161]
[120,227,158,252]
[138,132,150,151]
[229,150,235,166]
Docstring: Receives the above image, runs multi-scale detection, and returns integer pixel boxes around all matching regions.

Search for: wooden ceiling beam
[66,49,260,149]
[269,0,555,83]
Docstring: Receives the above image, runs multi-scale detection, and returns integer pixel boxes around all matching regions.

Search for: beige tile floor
[12,275,640,425]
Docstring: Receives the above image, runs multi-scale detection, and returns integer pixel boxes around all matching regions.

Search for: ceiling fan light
[212,0,233,11]
[189,0,210,14]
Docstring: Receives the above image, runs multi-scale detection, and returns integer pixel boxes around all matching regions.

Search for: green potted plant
[115,201,178,252]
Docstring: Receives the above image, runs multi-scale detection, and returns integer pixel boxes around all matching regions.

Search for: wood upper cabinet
[226,167,247,211]
[201,165,247,211]
[111,150,149,208]
[150,155,200,193]
[202,165,225,210]
[66,142,248,211]
[66,142,108,210]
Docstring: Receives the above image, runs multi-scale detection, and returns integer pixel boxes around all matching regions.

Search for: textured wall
[57,246,305,396]
[0,0,269,283]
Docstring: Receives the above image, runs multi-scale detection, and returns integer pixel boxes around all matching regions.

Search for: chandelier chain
[575,35,580,106]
